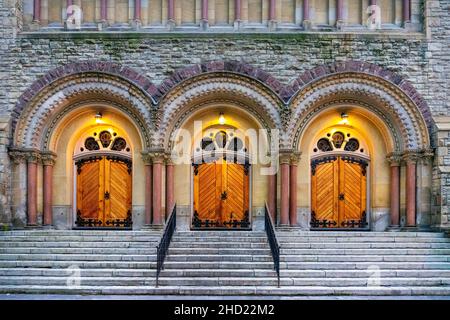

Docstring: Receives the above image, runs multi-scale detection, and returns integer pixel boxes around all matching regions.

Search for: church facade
[0,0,449,234]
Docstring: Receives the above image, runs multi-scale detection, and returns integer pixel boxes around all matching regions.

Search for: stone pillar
[167,0,175,30]
[267,173,277,222]
[289,152,301,226]
[42,153,56,227]
[166,157,175,218]
[151,152,165,226]
[133,0,141,29]
[404,152,419,228]
[101,0,107,21]
[201,0,208,30]
[26,151,40,226]
[142,153,152,225]
[302,0,311,30]
[234,0,241,30]
[403,0,410,26]
[280,152,290,226]
[387,153,401,228]
[268,0,276,31]
[336,0,344,29]
[369,0,377,5]
[33,0,41,22]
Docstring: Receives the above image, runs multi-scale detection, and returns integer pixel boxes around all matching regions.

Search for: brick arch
[287,62,432,151]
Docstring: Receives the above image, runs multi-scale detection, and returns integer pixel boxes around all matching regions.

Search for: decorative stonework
[14,74,154,150]
[288,76,430,151]
[156,74,283,149]
[386,152,403,166]
[41,152,57,166]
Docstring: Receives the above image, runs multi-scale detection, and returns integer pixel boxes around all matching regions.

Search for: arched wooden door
[75,156,132,228]
[311,156,368,229]
[192,160,250,229]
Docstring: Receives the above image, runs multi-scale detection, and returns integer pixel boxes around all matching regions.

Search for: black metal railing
[264,202,280,287]
[156,204,176,287]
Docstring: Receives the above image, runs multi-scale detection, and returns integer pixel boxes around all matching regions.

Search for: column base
[200,20,209,31]
[167,20,175,31]
[386,225,401,231]
[400,226,418,232]
[29,21,40,31]
[43,225,55,230]
[303,20,312,31]
[268,20,277,32]
[131,20,141,30]
[234,20,241,31]
[142,224,164,231]
[97,21,108,31]
[25,224,43,229]
[276,226,303,232]
[336,20,344,30]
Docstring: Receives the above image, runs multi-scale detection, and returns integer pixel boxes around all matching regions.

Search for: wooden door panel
[311,159,339,227]
[224,163,247,222]
[194,163,219,222]
[107,160,132,221]
[339,158,367,226]
[77,159,103,220]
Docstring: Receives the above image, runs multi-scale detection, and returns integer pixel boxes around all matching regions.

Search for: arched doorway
[192,128,251,230]
[310,129,370,229]
[73,126,133,229]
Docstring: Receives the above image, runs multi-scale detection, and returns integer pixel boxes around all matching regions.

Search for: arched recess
[157,73,283,230]
[288,69,432,230]
[10,65,154,229]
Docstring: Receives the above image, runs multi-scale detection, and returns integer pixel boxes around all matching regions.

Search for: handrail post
[264,202,280,287]
[155,203,176,288]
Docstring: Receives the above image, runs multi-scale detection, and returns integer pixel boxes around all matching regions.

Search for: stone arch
[156,72,284,150]
[287,62,431,152]
[12,63,155,150]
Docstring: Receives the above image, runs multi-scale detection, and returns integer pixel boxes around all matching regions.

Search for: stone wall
[0,0,449,229]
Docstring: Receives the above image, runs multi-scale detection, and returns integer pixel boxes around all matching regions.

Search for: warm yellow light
[218,112,225,125]
[95,112,103,124]
[340,112,349,125]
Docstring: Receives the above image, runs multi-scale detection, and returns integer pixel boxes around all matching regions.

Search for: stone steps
[0,230,449,296]
[0,285,449,296]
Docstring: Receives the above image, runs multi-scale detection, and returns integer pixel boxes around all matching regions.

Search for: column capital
[386,152,402,166]
[420,148,434,164]
[41,151,57,166]
[141,152,153,165]
[26,151,41,164]
[148,149,166,164]
[279,149,294,165]
[165,153,175,165]
[289,151,302,166]
[8,149,27,164]
[402,150,421,164]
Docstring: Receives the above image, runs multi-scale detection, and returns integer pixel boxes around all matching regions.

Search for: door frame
[310,153,371,231]
[72,152,133,230]
[190,151,253,230]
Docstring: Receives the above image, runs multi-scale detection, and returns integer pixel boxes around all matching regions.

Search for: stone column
[166,157,175,218]
[302,0,311,30]
[387,153,401,228]
[404,151,419,228]
[280,151,290,226]
[100,0,107,21]
[33,0,41,22]
[151,152,165,226]
[268,0,276,31]
[142,153,152,225]
[289,152,301,226]
[234,0,241,30]
[403,0,410,26]
[42,152,56,227]
[336,0,344,29]
[267,173,277,223]
[201,0,208,30]
[26,151,40,226]
[167,0,175,30]
[133,0,141,29]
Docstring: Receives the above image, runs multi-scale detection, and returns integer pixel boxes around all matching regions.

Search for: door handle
[221,191,228,200]
[104,191,110,200]
[339,193,345,201]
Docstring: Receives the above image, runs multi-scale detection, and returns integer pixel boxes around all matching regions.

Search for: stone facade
[0,0,449,231]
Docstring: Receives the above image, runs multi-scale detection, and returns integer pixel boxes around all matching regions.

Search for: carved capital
[148,148,166,164]
[402,150,421,164]
[141,152,153,165]
[279,149,294,165]
[289,151,302,166]
[41,151,57,166]
[386,152,402,166]
[420,148,434,165]
[8,150,27,164]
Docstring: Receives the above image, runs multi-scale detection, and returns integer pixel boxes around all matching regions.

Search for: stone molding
[41,151,57,166]
[386,152,403,166]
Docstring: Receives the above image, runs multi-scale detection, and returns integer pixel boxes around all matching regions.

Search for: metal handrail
[156,204,176,287]
[264,202,280,287]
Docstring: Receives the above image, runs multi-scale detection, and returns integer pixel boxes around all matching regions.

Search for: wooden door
[311,156,367,228]
[193,160,250,229]
[76,156,132,228]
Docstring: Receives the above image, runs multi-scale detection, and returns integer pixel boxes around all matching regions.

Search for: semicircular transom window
[77,130,131,156]
[199,130,247,153]
[313,131,366,156]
